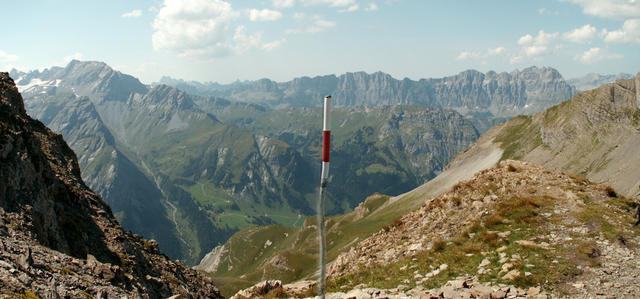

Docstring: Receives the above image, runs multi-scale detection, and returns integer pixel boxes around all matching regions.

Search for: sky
[1,0,639,84]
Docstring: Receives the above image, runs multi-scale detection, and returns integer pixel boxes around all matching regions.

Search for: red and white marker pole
[321,95,332,186]
[318,95,331,298]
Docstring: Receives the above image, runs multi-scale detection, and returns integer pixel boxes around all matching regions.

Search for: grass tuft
[484,214,506,227]
[432,238,446,252]
[604,185,617,198]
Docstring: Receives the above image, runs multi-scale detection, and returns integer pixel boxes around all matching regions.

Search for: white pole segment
[323,96,332,131]
[321,161,330,181]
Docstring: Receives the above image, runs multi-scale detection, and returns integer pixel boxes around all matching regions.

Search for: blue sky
[1,0,639,83]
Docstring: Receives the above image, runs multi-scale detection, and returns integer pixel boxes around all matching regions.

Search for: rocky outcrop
[0,72,221,297]
[196,244,227,273]
[230,280,284,299]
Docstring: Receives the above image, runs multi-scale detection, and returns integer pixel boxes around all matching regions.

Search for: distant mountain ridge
[160,66,576,117]
[568,72,633,91]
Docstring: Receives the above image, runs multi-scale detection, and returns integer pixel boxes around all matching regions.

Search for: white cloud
[339,4,359,12]
[538,7,559,15]
[63,52,84,64]
[487,46,506,55]
[511,30,559,64]
[365,3,379,11]
[509,55,523,64]
[262,38,286,51]
[516,30,559,56]
[0,50,19,63]
[517,34,533,45]
[577,47,601,63]
[152,0,282,57]
[301,0,356,7]
[603,18,640,44]
[233,26,263,52]
[575,47,623,63]
[563,24,597,43]
[273,0,295,8]
[286,14,335,34]
[121,9,142,18]
[249,8,283,21]
[152,0,238,57]
[456,46,505,60]
[563,0,640,20]
[457,51,472,60]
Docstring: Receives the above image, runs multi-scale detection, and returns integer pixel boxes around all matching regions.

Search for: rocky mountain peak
[142,84,196,109]
[65,59,109,73]
[0,73,25,114]
[458,69,484,79]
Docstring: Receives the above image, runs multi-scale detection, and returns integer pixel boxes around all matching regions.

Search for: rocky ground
[233,277,550,298]
[1,210,133,297]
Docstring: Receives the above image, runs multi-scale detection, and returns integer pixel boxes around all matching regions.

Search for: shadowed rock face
[0,72,221,298]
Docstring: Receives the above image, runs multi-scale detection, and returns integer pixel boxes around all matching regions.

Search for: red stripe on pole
[322,130,331,162]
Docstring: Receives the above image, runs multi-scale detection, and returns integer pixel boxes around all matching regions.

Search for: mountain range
[3,59,638,297]
[160,66,576,118]
[9,61,583,267]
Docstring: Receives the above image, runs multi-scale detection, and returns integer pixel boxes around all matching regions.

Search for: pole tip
[324,95,331,99]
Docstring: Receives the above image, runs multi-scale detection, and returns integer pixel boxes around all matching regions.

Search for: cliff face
[0,72,220,298]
